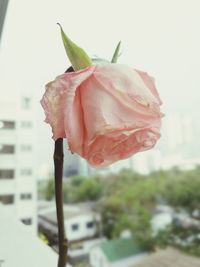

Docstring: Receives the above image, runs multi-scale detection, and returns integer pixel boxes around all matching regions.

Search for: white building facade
[65,212,99,242]
[38,201,100,242]
[0,93,37,233]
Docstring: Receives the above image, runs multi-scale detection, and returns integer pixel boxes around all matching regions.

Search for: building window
[86,221,94,229]
[20,169,32,176]
[0,194,14,204]
[21,97,31,109]
[0,145,15,154]
[0,120,15,130]
[21,121,32,128]
[21,144,32,152]
[71,224,79,231]
[0,169,15,179]
[20,193,32,200]
[21,218,32,225]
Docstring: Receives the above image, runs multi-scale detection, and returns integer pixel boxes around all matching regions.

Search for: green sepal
[111,41,121,63]
[57,23,92,71]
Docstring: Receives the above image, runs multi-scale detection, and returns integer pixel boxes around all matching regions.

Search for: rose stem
[54,138,68,267]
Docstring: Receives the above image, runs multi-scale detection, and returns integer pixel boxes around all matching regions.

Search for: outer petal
[40,65,95,141]
[87,125,161,167]
[63,65,96,154]
[94,64,161,108]
[40,78,67,140]
[136,69,162,105]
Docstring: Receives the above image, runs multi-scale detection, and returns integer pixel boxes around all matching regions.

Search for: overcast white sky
[1,0,200,111]
[0,0,199,171]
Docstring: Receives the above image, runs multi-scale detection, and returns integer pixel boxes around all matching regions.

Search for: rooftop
[38,200,98,222]
[99,237,144,262]
[134,248,200,267]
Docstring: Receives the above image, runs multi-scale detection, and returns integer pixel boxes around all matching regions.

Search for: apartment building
[0,92,37,233]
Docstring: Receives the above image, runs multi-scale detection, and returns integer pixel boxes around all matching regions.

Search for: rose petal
[136,69,162,105]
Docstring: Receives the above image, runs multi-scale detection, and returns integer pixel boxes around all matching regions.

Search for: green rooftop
[99,237,144,262]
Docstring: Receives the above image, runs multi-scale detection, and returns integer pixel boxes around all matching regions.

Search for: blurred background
[0,0,200,267]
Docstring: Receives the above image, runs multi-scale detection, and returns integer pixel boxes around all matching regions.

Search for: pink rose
[41,64,163,167]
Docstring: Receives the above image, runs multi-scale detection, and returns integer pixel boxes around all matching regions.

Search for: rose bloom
[41,64,163,167]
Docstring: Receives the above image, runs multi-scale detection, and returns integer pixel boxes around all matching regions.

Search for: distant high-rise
[160,114,195,154]
[0,0,37,233]
[63,141,90,178]
[0,93,37,233]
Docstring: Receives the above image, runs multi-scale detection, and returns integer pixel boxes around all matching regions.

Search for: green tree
[63,175,103,203]
[97,170,159,250]
[161,168,200,212]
